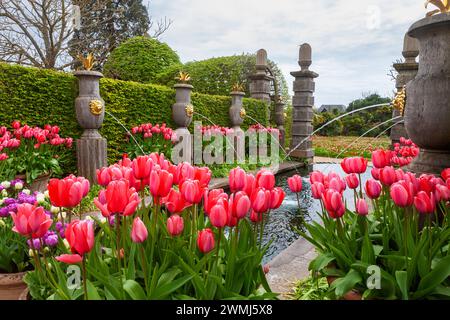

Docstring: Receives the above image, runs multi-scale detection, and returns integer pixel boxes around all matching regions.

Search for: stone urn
[0,271,27,300]
[172,84,194,129]
[274,99,286,148]
[405,13,450,174]
[229,91,246,130]
[73,70,107,183]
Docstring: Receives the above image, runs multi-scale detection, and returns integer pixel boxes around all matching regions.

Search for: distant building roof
[318,105,346,113]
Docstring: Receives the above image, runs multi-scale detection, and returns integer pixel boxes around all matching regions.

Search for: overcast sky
[149,0,426,107]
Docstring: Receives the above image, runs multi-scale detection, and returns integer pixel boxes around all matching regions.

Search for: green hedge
[0,63,268,174]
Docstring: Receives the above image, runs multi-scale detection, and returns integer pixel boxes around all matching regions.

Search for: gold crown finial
[232,82,245,92]
[77,53,95,71]
[392,86,407,116]
[425,0,450,16]
[176,71,191,83]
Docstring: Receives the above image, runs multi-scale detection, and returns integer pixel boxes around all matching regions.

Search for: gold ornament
[176,72,191,83]
[89,99,103,116]
[185,104,194,117]
[240,108,246,119]
[232,82,245,92]
[77,53,95,71]
[392,86,407,116]
[425,0,450,16]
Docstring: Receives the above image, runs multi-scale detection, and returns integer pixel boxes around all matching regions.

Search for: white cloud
[148,0,425,106]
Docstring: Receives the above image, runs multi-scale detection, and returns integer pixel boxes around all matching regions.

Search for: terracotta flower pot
[18,287,30,300]
[0,271,27,300]
[15,172,50,193]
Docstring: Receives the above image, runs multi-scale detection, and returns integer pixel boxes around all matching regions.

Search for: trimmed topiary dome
[103,36,181,83]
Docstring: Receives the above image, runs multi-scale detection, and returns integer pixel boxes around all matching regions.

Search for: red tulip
[243,174,256,196]
[371,168,380,180]
[229,191,251,219]
[55,220,94,264]
[204,189,228,215]
[197,228,215,253]
[180,179,203,204]
[321,189,345,219]
[356,199,369,216]
[66,174,90,197]
[311,182,325,199]
[418,175,436,194]
[229,167,246,193]
[287,175,303,193]
[328,177,346,193]
[414,191,436,214]
[345,174,359,190]
[47,177,85,208]
[251,187,271,213]
[96,165,128,186]
[256,169,275,190]
[269,187,285,210]
[161,189,191,214]
[341,157,368,174]
[365,179,382,199]
[209,202,228,228]
[10,203,52,239]
[172,162,195,185]
[132,155,154,180]
[395,169,405,182]
[12,120,21,129]
[167,215,184,236]
[379,166,397,186]
[250,210,263,223]
[195,167,212,188]
[149,169,173,198]
[310,171,325,184]
[94,179,140,217]
[372,149,393,168]
[390,181,414,207]
[441,168,450,181]
[131,217,148,243]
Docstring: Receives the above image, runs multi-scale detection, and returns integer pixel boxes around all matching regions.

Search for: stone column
[405,14,450,175]
[274,97,286,148]
[289,44,317,163]
[390,34,419,146]
[249,49,274,104]
[74,70,107,183]
[229,91,246,163]
[172,83,194,163]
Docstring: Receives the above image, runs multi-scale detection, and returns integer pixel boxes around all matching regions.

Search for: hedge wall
[0,63,268,174]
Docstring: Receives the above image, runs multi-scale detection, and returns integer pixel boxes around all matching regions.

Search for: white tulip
[14,182,23,190]
[1,181,11,189]
[22,189,31,195]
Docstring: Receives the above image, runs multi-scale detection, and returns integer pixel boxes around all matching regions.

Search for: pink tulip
[356,199,369,216]
[94,179,140,217]
[414,191,436,214]
[321,189,345,219]
[310,171,325,184]
[328,177,346,193]
[131,217,148,243]
[11,203,53,239]
[204,189,228,216]
[209,202,228,228]
[195,167,212,188]
[243,174,256,196]
[132,155,154,180]
[269,187,285,210]
[311,182,325,199]
[180,179,203,204]
[341,157,368,174]
[435,184,450,202]
[197,229,215,253]
[229,167,246,193]
[161,189,191,214]
[441,168,450,182]
[56,220,94,264]
[371,168,380,180]
[251,187,271,213]
[365,179,382,199]
[256,170,275,190]
[149,169,173,198]
[167,215,184,236]
[250,210,263,223]
[390,181,414,207]
[372,149,393,169]
[172,162,195,185]
[287,175,303,193]
[229,191,251,219]
[345,174,359,190]
[379,166,397,186]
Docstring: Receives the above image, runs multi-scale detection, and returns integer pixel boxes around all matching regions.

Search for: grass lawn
[313,135,390,159]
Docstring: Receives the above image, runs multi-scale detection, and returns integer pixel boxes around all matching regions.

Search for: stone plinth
[274,98,286,148]
[289,44,317,162]
[172,83,194,164]
[405,13,450,174]
[73,70,107,183]
[249,49,273,105]
[390,34,419,146]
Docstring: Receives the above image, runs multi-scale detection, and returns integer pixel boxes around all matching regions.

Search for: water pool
[262,162,373,264]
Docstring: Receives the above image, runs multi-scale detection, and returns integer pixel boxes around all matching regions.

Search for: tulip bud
[131,217,148,243]
[197,228,215,254]
[2,190,8,197]
[50,206,60,214]
[1,181,11,189]
[36,193,46,204]
[14,182,23,190]
[44,190,49,198]
[167,215,184,236]
[22,189,31,195]
[63,239,70,250]
[28,249,35,257]
[356,199,369,216]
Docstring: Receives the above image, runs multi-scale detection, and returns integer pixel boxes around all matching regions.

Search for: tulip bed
[291,148,450,299]
[7,153,285,300]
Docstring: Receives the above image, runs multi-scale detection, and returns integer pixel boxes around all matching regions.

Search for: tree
[70,0,171,69]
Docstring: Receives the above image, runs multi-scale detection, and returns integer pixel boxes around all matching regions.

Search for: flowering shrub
[0,121,73,183]
[12,155,282,300]
[125,123,176,159]
[288,153,450,299]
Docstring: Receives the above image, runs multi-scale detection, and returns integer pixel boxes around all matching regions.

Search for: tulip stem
[82,257,88,300]
[139,245,149,295]
[215,230,222,268]
[295,193,301,212]
[115,214,124,298]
